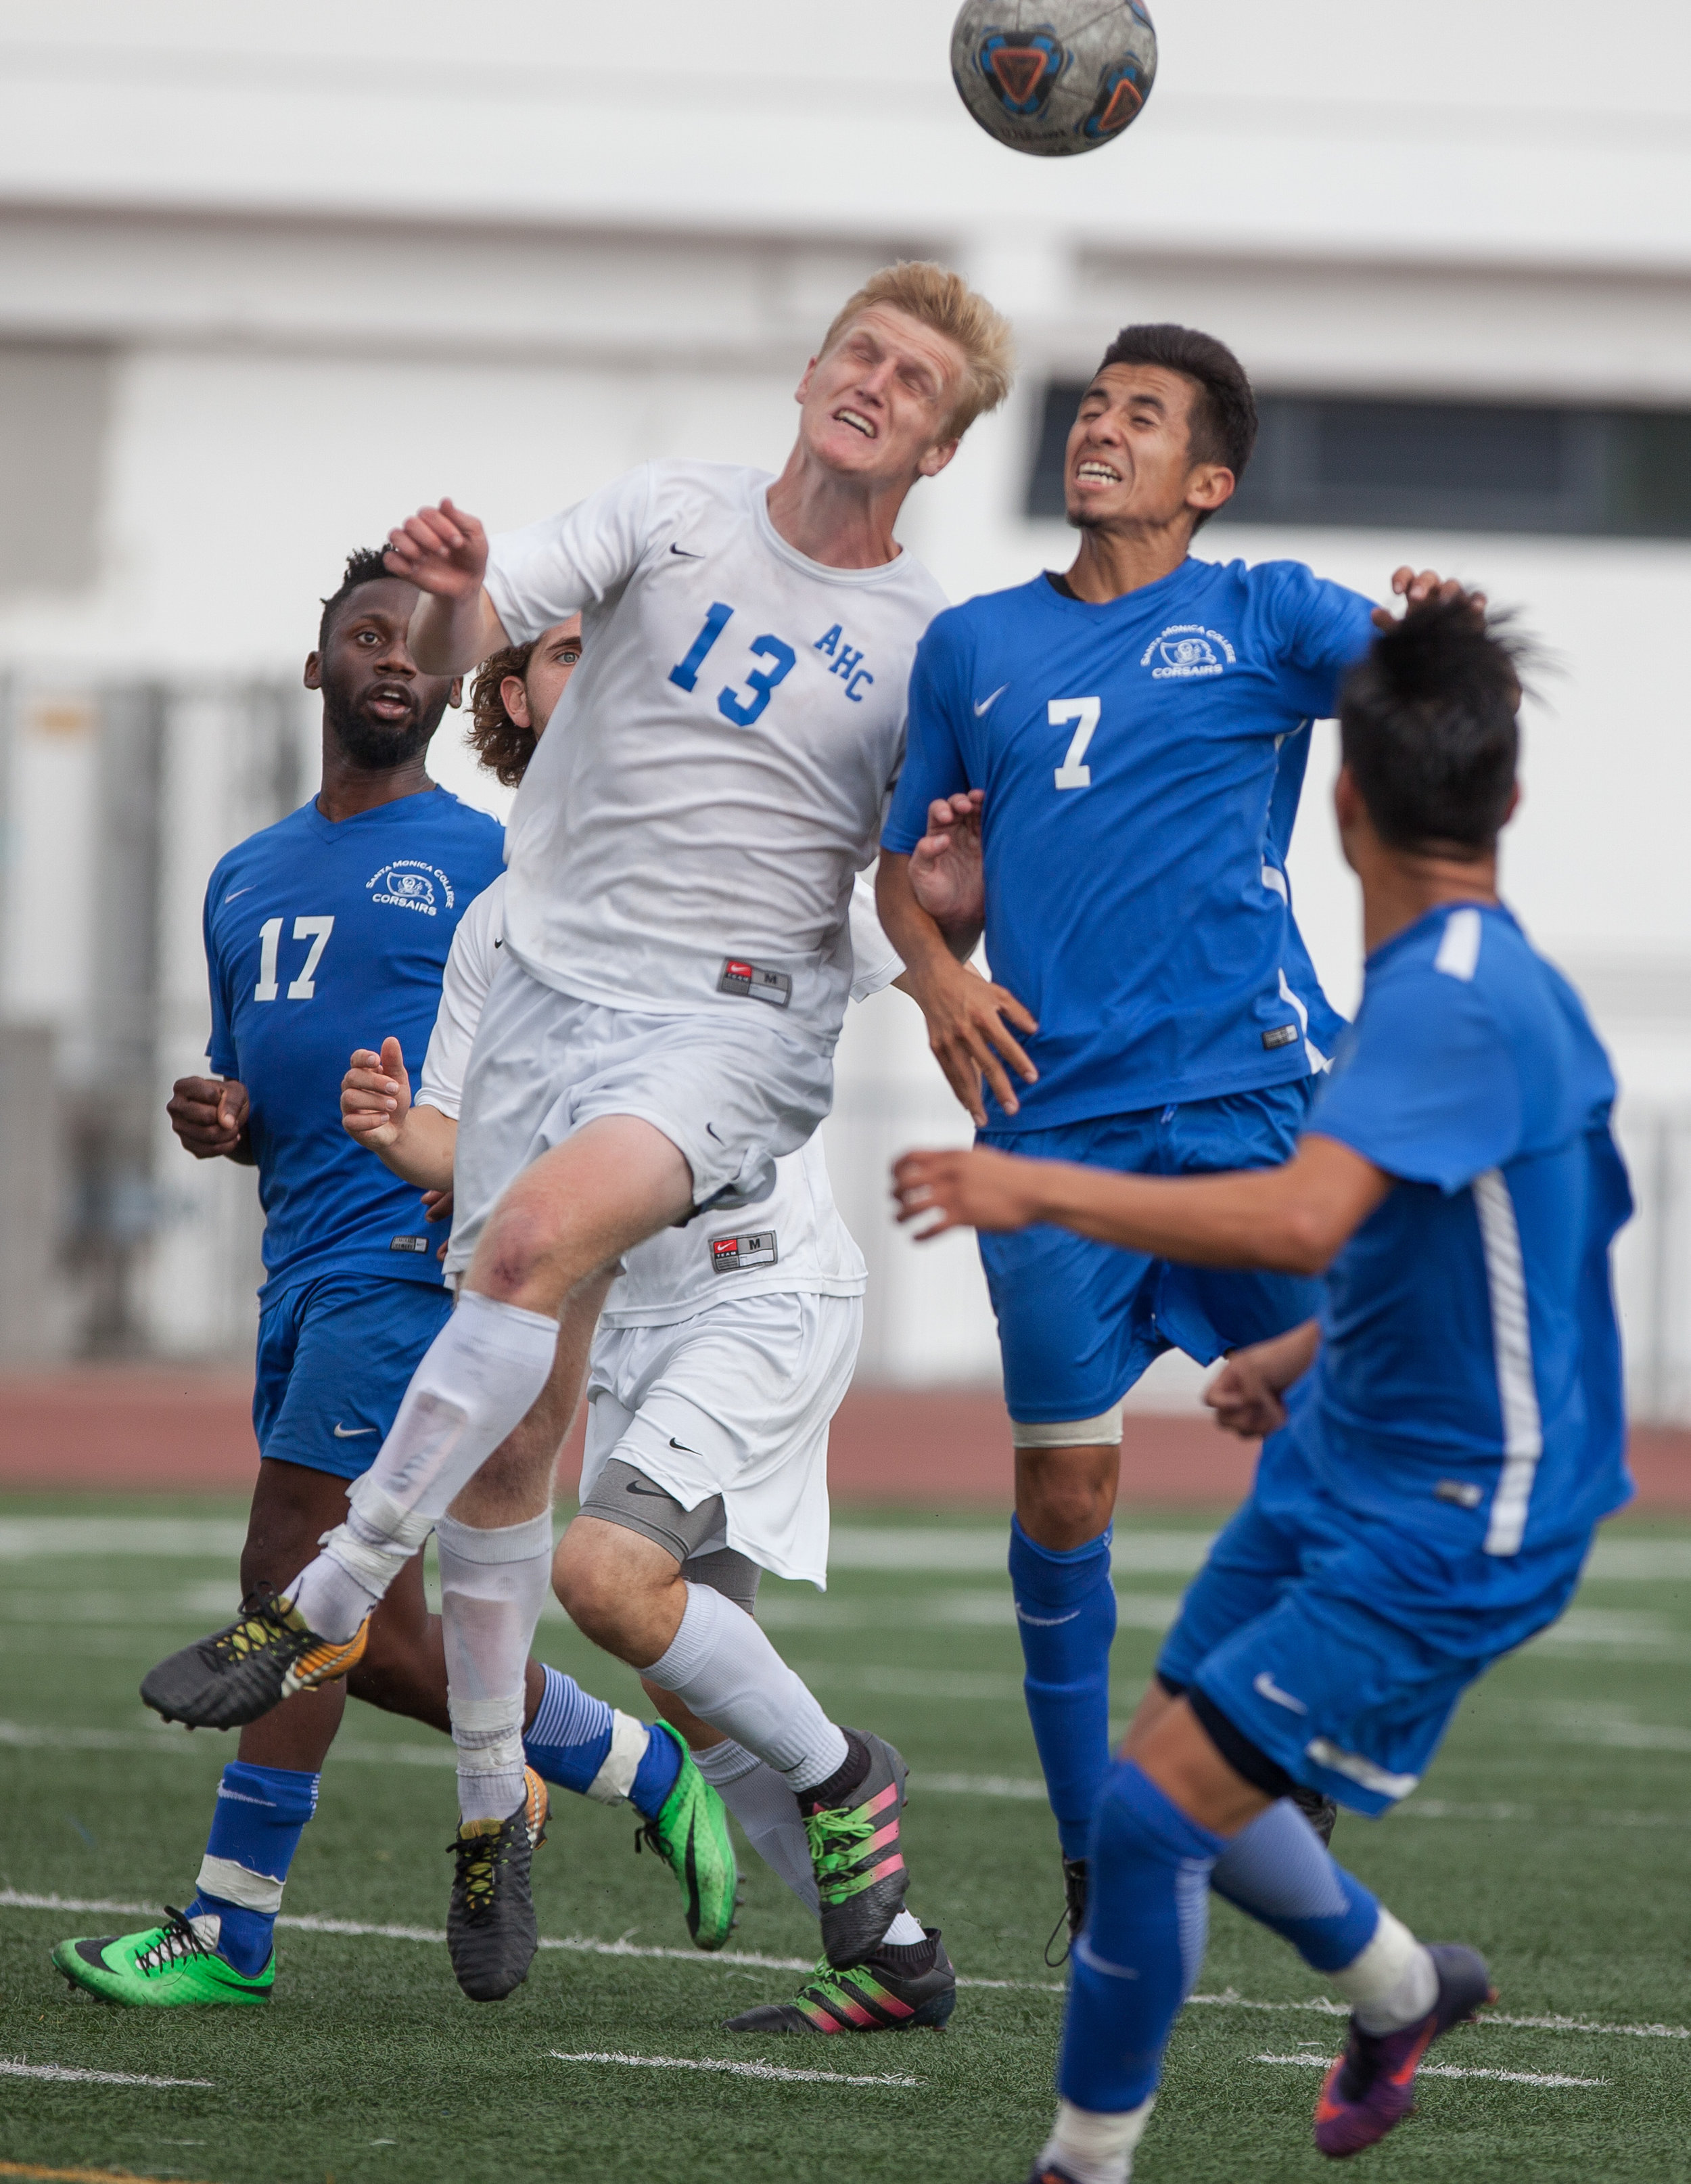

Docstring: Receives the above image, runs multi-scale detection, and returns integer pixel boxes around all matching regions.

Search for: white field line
[549,2049,919,2088]
[0,2055,214,2089]
[8,1895,1686,2039]
[1254,2053,1605,2089]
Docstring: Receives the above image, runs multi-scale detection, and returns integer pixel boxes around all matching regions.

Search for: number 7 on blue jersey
[1051,698,1101,790]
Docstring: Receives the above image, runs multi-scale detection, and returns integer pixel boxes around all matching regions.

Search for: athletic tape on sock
[194,1855,284,1915]
[346,1475,438,1553]
[1331,1907,1438,2033]
[586,1711,649,1805]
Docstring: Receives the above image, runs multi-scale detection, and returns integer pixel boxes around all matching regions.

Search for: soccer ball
[950,1,1157,158]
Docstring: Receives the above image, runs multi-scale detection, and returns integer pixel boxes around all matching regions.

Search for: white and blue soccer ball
[950,1,1157,158]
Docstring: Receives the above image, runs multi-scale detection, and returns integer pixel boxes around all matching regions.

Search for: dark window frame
[1025,385,1691,539]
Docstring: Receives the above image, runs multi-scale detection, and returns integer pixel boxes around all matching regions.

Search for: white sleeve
[484,464,657,643]
[418,880,505,1120]
[848,867,904,1004]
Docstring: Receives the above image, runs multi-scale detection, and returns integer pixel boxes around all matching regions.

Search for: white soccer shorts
[578,1290,862,1590]
[445,954,834,1282]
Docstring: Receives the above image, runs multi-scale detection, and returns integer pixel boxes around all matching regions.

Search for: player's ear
[303,650,323,691]
[917,436,961,480]
[447,677,463,710]
[795,354,820,406]
[501,676,532,730]
[1502,782,1522,827]
[1187,464,1234,518]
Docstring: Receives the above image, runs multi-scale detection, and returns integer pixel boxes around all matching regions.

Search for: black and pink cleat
[1313,1942,1495,2158]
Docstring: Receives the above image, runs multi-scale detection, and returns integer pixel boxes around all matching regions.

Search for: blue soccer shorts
[252,1271,455,1482]
[977,1081,1319,1426]
[1156,1429,1593,1814]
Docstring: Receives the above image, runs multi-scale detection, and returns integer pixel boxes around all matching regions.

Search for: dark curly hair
[466,641,539,788]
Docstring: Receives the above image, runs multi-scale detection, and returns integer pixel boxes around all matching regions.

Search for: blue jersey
[881,558,1376,1127]
[204,788,506,1301]
[1300,902,1632,1562]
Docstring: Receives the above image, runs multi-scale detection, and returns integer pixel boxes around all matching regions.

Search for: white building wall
[0,2,1688,1394]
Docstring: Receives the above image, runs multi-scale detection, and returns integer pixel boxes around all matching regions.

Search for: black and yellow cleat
[141,1583,369,1732]
[447,1767,549,2002]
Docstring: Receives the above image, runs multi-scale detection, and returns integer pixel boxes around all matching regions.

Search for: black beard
[322,681,446,772]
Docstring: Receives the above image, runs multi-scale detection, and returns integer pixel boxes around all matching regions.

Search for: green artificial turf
[2,1491,1690,2184]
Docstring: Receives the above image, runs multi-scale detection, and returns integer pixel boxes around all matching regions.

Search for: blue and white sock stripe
[529,1664,614,1754]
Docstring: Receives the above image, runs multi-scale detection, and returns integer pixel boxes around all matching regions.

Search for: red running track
[1,1367,1690,1510]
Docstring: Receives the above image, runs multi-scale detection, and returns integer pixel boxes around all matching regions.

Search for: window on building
[0,342,113,592]
[1025,385,1691,539]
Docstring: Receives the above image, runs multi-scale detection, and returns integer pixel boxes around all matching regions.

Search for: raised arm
[892,1132,1391,1275]
[384,499,510,675]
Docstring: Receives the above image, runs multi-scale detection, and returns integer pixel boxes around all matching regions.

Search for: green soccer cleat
[723,1928,956,2035]
[803,1729,910,1968]
[53,1908,274,2007]
[141,1582,369,1732]
[634,1721,739,1951]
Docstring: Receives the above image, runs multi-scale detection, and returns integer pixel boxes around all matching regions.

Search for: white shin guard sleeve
[289,1294,557,1639]
[438,1508,554,1825]
[643,1583,848,1790]
[1329,1907,1438,2034]
[693,1744,822,1917]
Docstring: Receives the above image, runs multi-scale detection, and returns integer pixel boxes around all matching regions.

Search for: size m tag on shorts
[718,957,791,1008]
[710,1230,779,1274]
[390,1234,432,1254]
[1261,1024,1299,1050]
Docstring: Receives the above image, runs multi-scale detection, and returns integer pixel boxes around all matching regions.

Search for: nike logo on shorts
[1253,1670,1308,1714]
[974,685,1008,716]
[670,543,705,558]
[624,1478,673,1499]
[332,1424,376,1439]
[669,1436,701,1457]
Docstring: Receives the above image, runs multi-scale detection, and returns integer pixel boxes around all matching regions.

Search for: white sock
[437,1509,554,1825]
[1038,2096,1155,2184]
[643,1583,848,1793]
[1329,1907,1439,2034]
[289,1294,558,1640]
[693,1741,823,1915]
[689,1740,927,1948]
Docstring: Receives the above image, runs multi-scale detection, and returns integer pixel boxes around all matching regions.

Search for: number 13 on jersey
[1051,698,1101,791]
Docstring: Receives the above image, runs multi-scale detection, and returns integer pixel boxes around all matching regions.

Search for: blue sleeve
[881,619,971,854]
[204,875,237,1078]
[1261,563,1377,721]
[1305,968,1523,1192]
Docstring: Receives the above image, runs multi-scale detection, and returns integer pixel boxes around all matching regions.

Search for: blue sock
[522,1664,682,1821]
[629,1719,684,1821]
[1058,1757,1223,2114]
[1009,1517,1117,1860]
[185,1761,319,1978]
[1210,1796,1380,1970]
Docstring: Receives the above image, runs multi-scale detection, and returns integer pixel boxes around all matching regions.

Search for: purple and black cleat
[1314,1942,1495,2158]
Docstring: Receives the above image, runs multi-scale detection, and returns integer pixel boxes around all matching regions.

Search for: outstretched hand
[384,499,488,601]
[1372,565,1487,631]
[342,1037,411,1151]
[891,1144,1048,1241]
[908,790,986,930]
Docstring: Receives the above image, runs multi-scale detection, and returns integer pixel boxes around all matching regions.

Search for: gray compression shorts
[577,1457,762,1611]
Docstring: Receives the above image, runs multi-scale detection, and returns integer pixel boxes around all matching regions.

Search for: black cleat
[1044,1855,1088,1967]
[802,1730,911,1969]
[140,1583,369,1732]
[724,1927,956,2034]
[1293,1781,1339,1846]
[446,1769,548,2002]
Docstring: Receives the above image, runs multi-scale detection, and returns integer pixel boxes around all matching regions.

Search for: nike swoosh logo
[668,1436,701,1457]
[705,1123,722,1142]
[332,1424,377,1439]
[669,543,705,558]
[974,685,1008,716]
[1015,1606,1081,1627]
[494,937,503,948]
[1253,1670,1308,1714]
[224,886,255,903]
[624,1478,674,1498]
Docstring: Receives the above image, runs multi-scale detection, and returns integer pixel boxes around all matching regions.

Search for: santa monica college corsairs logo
[1141,624,1238,681]
[974,25,1070,116]
[367,860,456,915]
